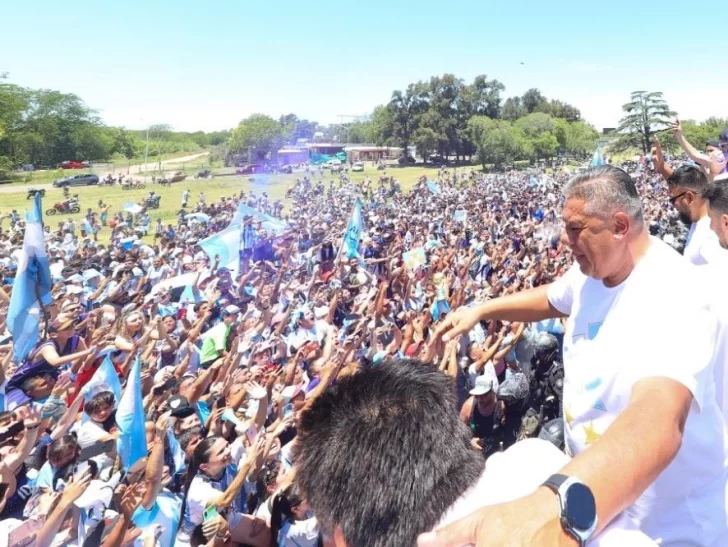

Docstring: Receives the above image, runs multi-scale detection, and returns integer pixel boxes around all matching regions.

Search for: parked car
[324,159,342,169]
[236,164,264,174]
[52,173,99,187]
[59,161,90,169]
[427,155,448,165]
[276,165,293,174]
[351,161,365,172]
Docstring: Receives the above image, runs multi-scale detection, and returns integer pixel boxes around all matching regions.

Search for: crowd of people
[0,122,727,546]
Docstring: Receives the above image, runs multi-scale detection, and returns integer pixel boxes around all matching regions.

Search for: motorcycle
[516,333,564,442]
[122,181,146,190]
[142,196,161,210]
[46,196,80,215]
[26,188,45,200]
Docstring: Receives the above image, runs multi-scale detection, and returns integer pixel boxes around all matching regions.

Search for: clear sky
[2,0,723,133]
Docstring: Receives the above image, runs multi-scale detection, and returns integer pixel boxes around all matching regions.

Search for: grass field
[2,165,470,242]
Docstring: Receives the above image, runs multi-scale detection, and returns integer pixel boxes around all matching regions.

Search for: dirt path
[0,152,210,194]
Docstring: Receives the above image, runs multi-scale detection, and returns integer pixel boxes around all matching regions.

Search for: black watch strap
[543,473,569,494]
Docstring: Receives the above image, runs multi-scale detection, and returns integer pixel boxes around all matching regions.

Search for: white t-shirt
[547,237,728,545]
[695,251,728,434]
[684,215,722,266]
[436,439,655,546]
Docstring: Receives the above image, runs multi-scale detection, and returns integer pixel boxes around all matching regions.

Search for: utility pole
[144,125,149,178]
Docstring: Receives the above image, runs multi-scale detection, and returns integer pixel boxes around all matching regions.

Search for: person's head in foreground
[561,165,646,285]
[294,359,484,547]
[703,182,728,249]
[665,164,710,227]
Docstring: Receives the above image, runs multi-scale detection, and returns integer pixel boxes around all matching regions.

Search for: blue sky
[2,0,723,132]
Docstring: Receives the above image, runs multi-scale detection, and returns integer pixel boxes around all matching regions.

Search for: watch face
[565,482,596,531]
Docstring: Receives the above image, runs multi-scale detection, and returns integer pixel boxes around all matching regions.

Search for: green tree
[229,114,283,160]
[414,127,439,162]
[468,117,528,169]
[615,91,675,154]
[502,97,525,121]
[387,82,428,152]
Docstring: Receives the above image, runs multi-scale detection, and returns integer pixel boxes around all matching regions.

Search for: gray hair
[563,165,644,226]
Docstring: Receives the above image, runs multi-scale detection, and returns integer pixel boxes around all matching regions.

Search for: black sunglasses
[669,191,692,206]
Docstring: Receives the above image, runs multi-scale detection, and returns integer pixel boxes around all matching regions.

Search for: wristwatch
[542,474,598,546]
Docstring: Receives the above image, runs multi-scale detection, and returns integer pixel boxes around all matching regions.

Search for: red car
[60,161,90,169]
[236,163,263,174]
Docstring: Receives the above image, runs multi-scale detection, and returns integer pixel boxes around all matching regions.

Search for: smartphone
[78,439,115,462]
[283,404,294,418]
[245,424,258,445]
[153,377,179,396]
[204,505,219,522]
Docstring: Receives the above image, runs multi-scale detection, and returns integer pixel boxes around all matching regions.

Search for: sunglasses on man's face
[669,191,692,206]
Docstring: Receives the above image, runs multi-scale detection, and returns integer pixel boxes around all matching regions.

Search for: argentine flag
[7,193,53,362]
[116,355,148,469]
[82,353,122,403]
[426,180,442,194]
[199,224,242,276]
[230,203,287,234]
[340,199,363,259]
[590,146,605,167]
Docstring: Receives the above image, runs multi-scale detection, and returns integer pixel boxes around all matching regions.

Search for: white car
[351,162,364,172]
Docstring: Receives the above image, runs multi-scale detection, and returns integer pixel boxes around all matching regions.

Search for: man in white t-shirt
[666,164,722,265]
[294,361,653,547]
[434,165,728,546]
[698,182,728,432]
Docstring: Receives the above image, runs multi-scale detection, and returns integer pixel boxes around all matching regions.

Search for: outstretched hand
[433,306,483,342]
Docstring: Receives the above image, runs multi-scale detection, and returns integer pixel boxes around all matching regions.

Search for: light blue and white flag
[453,210,467,223]
[340,199,363,259]
[426,180,442,194]
[590,146,605,167]
[7,194,53,362]
[116,354,147,469]
[230,203,287,234]
[198,224,241,276]
[82,353,122,403]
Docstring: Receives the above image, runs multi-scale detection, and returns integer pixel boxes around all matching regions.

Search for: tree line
[228,75,602,169]
[0,75,230,176]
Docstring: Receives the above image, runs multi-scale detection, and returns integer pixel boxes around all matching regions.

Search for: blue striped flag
[590,146,605,167]
[198,224,242,276]
[230,203,287,234]
[426,180,442,194]
[340,199,363,259]
[116,354,148,469]
[82,353,122,403]
[7,194,53,362]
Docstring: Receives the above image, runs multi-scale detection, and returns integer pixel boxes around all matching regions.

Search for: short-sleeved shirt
[199,322,231,364]
[547,237,727,544]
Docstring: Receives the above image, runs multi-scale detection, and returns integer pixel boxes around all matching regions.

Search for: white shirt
[684,215,722,265]
[547,237,728,545]
[436,439,655,546]
[695,251,728,436]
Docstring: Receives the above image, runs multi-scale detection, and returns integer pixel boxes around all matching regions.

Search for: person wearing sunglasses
[666,165,722,266]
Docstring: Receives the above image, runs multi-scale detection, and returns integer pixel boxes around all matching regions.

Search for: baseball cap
[281,384,304,401]
[223,304,240,316]
[470,375,495,396]
[168,395,195,419]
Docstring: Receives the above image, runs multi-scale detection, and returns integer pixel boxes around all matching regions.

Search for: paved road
[0,152,210,195]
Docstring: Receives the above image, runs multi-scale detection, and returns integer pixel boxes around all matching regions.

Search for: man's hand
[60,470,92,505]
[417,488,575,547]
[434,306,484,342]
[246,381,267,400]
